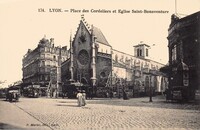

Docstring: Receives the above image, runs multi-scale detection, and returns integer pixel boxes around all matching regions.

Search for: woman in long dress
[82,90,86,106]
[76,91,82,107]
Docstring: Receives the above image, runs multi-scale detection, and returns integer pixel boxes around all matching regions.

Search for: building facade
[61,16,167,97]
[167,11,200,100]
[22,37,69,96]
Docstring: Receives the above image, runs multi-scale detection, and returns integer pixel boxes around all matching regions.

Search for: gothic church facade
[61,16,167,97]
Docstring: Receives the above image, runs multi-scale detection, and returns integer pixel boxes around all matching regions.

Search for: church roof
[80,16,111,47]
[92,26,111,47]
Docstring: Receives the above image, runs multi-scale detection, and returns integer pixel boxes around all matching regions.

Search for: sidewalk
[0,99,51,130]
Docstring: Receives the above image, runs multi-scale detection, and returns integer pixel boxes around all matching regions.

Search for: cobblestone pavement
[0,98,51,130]
[1,96,200,130]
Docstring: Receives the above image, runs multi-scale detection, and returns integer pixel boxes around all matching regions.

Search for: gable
[74,19,111,47]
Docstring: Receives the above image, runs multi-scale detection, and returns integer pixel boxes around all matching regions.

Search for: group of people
[76,90,86,107]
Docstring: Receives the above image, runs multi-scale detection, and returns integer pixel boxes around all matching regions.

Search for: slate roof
[92,26,111,47]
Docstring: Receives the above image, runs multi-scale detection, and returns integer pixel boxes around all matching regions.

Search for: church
[61,15,167,97]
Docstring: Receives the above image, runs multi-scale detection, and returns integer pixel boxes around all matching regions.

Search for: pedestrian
[76,90,82,107]
[87,88,91,99]
[82,90,86,106]
[109,91,113,99]
[106,91,109,98]
[123,89,128,100]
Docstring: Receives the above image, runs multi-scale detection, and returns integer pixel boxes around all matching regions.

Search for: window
[137,49,140,56]
[40,75,43,80]
[41,54,45,58]
[78,50,89,65]
[46,54,50,58]
[41,61,45,66]
[100,72,106,78]
[140,49,142,56]
[146,49,148,56]
[172,45,177,62]
[46,61,50,66]
[53,55,56,60]
[45,47,50,52]
[40,47,44,52]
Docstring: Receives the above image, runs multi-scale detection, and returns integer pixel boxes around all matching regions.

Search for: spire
[81,14,85,21]
[69,30,72,42]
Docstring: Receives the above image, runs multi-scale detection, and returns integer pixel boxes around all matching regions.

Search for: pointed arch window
[172,45,177,62]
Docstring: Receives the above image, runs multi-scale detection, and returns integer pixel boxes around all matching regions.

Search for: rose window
[78,50,89,65]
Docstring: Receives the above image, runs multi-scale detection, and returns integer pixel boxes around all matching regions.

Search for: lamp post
[149,75,152,102]
[149,69,158,102]
[143,69,156,102]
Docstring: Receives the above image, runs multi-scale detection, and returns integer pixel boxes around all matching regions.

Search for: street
[0,96,200,130]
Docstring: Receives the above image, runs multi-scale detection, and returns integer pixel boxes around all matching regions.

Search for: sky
[0,0,199,88]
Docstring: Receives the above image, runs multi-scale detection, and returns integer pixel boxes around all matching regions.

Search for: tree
[0,80,7,88]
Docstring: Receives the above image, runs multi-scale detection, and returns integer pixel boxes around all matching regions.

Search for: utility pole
[111,49,113,92]
[149,75,152,102]
[56,47,61,98]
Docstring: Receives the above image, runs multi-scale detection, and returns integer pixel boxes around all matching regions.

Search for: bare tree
[0,80,6,84]
[0,80,7,88]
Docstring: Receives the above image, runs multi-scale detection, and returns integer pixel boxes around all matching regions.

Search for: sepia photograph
[0,0,200,129]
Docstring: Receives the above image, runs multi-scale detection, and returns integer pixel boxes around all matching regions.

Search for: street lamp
[149,69,159,102]
[143,69,157,102]
[149,75,152,102]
